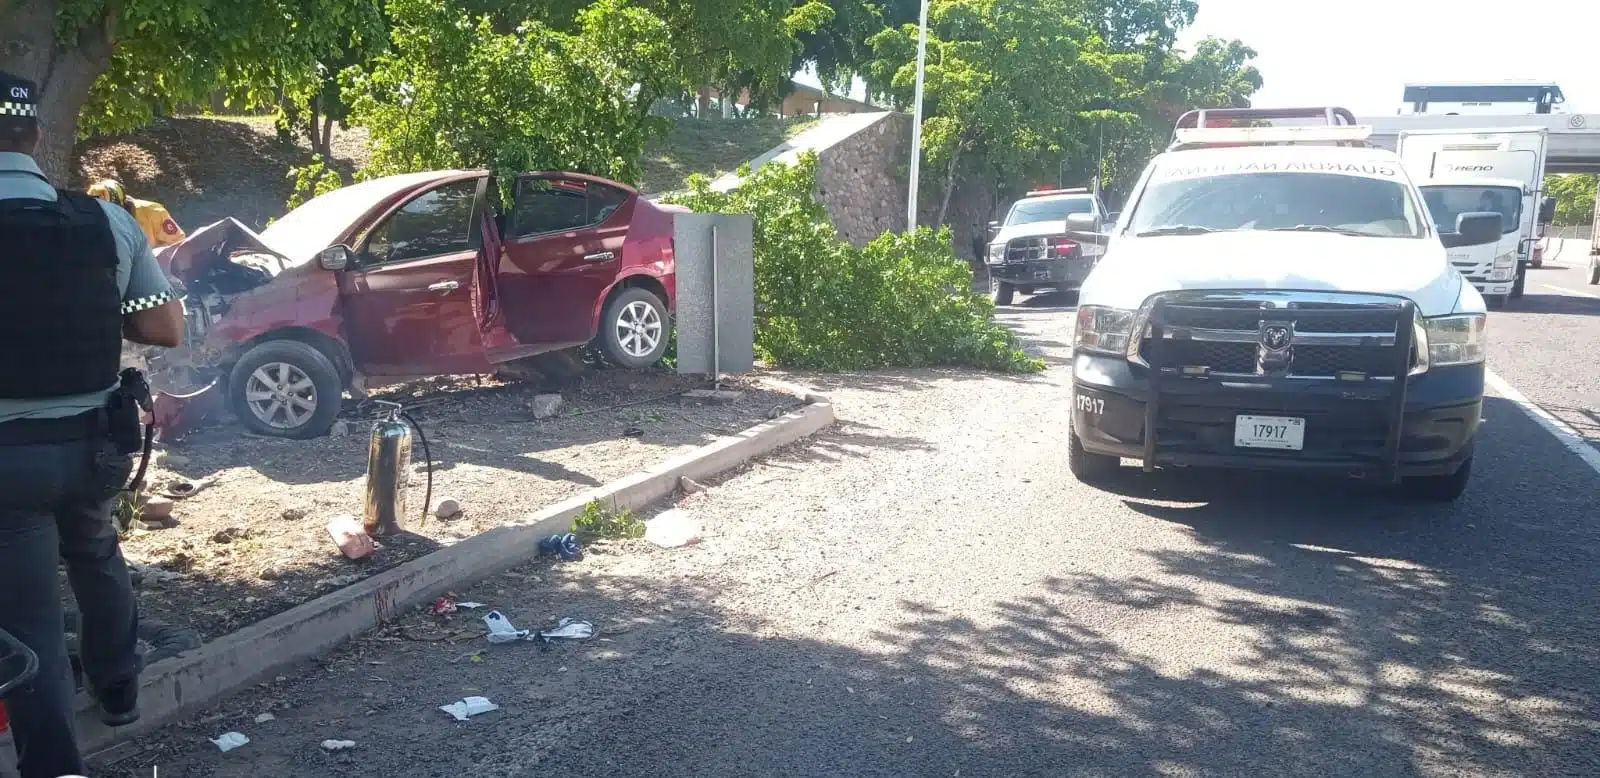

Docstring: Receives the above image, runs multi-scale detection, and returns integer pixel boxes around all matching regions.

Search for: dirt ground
[88,368,795,643]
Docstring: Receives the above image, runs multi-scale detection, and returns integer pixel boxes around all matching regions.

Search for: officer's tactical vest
[0,189,122,399]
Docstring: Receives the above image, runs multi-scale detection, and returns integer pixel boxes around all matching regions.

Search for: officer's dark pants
[0,418,139,778]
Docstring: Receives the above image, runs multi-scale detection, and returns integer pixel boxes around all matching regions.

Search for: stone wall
[814,112,911,247]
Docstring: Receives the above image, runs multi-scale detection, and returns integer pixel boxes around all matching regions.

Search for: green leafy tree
[344,0,676,184]
[0,0,381,181]
[1545,173,1598,227]
[667,153,1042,373]
[864,0,1259,218]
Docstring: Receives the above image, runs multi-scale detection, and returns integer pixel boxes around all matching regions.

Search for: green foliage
[343,0,674,183]
[284,155,348,211]
[52,0,385,138]
[864,0,1261,214]
[572,500,646,541]
[667,153,1043,373]
[1545,174,1598,227]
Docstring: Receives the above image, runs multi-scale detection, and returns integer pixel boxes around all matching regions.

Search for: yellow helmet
[87,179,127,208]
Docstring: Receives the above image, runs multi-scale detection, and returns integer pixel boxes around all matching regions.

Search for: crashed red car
[151,169,682,439]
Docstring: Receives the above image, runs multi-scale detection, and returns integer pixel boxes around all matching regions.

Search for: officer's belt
[0,409,107,445]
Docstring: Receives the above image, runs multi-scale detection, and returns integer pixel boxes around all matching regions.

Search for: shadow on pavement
[1503,293,1600,317]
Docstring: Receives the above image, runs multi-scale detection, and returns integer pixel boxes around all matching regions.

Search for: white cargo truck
[1397,127,1551,308]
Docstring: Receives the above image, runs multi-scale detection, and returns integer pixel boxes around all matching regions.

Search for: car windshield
[1127,170,1425,238]
[1006,197,1094,225]
[1421,185,1521,236]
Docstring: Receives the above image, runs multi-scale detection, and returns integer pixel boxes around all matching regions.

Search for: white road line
[1484,370,1600,476]
[1540,283,1599,300]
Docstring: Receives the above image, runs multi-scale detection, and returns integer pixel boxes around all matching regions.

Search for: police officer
[0,71,183,778]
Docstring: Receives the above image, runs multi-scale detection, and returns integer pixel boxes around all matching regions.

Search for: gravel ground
[93,369,794,642]
[90,293,1600,777]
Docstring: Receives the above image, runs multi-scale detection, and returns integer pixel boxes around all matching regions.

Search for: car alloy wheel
[244,362,319,430]
[615,299,664,359]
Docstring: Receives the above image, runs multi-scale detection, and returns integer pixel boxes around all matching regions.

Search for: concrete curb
[78,396,836,752]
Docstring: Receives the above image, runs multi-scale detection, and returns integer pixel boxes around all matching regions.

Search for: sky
[1179,0,1599,115]
[797,1,1599,116]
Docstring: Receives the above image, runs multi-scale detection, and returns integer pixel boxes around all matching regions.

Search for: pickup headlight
[1075,305,1138,356]
[1411,313,1486,374]
[986,243,1006,264]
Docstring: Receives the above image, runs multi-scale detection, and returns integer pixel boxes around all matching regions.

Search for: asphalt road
[97,260,1600,778]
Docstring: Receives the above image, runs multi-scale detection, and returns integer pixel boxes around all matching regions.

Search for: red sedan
[155,169,682,438]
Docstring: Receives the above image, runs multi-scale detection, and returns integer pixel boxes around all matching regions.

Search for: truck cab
[1418,176,1527,306]
[1398,127,1550,308]
[1069,107,1493,501]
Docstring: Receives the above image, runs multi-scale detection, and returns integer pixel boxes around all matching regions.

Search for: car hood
[1079,231,1473,316]
[990,220,1078,244]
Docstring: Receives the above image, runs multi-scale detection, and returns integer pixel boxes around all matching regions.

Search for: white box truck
[1397,127,1550,308]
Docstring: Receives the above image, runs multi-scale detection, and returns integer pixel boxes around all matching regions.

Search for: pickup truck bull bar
[1137,291,1418,483]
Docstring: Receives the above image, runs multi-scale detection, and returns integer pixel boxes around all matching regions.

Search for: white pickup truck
[1069,107,1492,501]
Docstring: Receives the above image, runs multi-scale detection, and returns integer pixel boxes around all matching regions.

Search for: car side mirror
[317,244,354,272]
[1065,212,1096,228]
[1538,196,1557,225]
[987,220,1002,233]
[1453,212,1502,247]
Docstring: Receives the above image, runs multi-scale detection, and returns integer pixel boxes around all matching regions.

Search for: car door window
[509,179,631,238]
[364,180,479,265]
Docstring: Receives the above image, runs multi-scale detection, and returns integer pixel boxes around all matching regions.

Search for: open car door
[476,183,549,364]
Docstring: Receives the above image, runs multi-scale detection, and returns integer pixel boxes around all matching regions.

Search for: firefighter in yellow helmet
[86,178,186,249]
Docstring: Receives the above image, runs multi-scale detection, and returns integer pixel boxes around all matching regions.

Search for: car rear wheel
[1068,429,1120,483]
[598,287,670,369]
[228,340,344,439]
[1401,457,1472,502]
[991,279,1015,306]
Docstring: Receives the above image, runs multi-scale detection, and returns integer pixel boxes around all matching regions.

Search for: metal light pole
[905,0,931,232]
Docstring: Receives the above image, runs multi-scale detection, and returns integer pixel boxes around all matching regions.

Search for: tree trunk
[0,0,116,184]
[935,145,963,229]
[319,114,335,159]
[696,87,712,119]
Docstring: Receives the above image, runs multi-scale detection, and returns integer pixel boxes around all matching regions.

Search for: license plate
[1234,415,1305,451]
[1032,270,1051,280]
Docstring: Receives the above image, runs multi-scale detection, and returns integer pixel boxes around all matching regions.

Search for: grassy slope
[70,115,816,231]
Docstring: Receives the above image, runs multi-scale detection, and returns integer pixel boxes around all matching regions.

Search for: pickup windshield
[1128,171,1425,238]
[1421,185,1521,236]
[1007,196,1094,226]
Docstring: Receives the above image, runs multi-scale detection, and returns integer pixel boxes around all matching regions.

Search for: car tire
[227,340,344,439]
[1510,264,1526,299]
[991,279,1015,306]
[1401,457,1472,502]
[598,287,670,369]
[1068,429,1120,483]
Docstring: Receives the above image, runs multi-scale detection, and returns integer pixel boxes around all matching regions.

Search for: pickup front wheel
[598,287,670,369]
[228,340,344,439]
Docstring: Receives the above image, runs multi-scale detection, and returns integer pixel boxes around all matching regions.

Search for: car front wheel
[1401,457,1472,502]
[991,278,1015,306]
[598,287,670,369]
[227,340,344,439]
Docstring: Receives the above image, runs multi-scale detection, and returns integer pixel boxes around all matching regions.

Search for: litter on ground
[439,696,500,721]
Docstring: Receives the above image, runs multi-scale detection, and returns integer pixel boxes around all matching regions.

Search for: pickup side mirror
[317,244,355,272]
[1445,212,1502,248]
[1065,212,1096,228]
[1538,196,1557,225]
[986,220,1002,233]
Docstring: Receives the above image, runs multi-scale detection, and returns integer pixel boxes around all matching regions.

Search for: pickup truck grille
[1139,294,1416,380]
[1005,236,1066,262]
